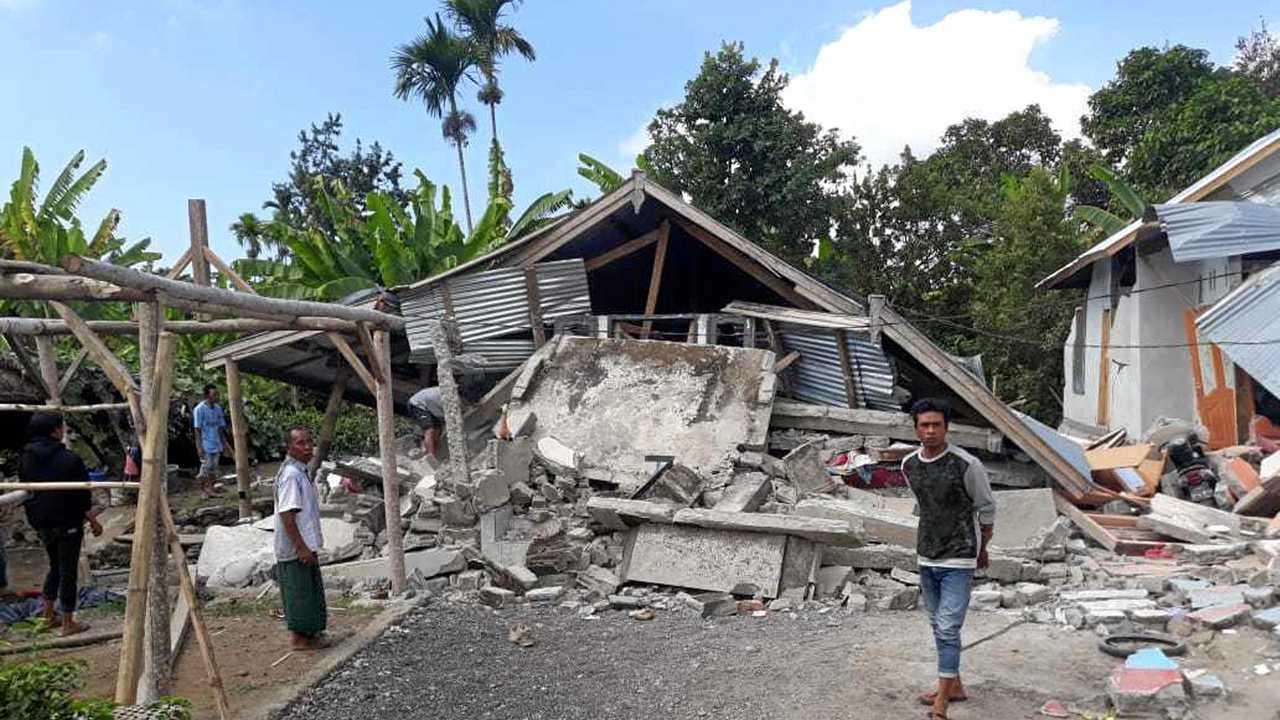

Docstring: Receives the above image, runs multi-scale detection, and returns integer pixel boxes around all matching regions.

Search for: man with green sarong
[274,427,328,650]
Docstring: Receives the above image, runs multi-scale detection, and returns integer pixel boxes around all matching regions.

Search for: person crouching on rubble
[274,426,329,650]
[901,398,996,720]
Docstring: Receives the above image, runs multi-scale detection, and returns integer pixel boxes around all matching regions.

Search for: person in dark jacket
[20,413,102,636]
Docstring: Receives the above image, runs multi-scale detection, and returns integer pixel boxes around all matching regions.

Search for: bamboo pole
[159,492,231,720]
[57,347,90,395]
[328,333,376,394]
[308,370,348,480]
[374,329,406,594]
[62,255,404,330]
[0,481,140,490]
[34,335,61,404]
[115,331,176,705]
[224,360,253,519]
[202,246,256,295]
[137,303,171,702]
[188,200,211,293]
[0,316,360,335]
[0,273,149,302]
[164,247,193,280]
[48,301,143,428]
[0,402,130,413]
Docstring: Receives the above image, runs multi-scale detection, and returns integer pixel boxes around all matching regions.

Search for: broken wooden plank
[1136,514,1216,544]
[1235,475,1280,518]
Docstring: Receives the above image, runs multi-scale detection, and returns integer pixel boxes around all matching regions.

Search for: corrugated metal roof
[402,259,591,364]
[1156,201,1280,262]
[776,322,897,410]
[1198,260,1280,398]
[1015,411,1092,484]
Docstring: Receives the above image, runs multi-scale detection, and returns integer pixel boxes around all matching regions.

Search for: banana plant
[1072,163,1150,238]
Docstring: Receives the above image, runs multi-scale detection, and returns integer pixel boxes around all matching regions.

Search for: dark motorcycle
[1161,435,1219,506]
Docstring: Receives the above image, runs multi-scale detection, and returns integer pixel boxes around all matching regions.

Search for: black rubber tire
[1097,632,1188,658]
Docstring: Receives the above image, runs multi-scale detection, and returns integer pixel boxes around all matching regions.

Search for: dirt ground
[277,600,1280,720]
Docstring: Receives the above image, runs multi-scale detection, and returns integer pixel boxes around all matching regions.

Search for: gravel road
[279,599,1118,720]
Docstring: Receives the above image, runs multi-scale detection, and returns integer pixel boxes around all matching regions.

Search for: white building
[1040,129,1280,447]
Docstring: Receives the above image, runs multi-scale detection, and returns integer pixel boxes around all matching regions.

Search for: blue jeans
[919,565,974,678]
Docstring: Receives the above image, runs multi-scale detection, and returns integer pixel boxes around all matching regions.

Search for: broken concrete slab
[793,496,917,548]
[990,489,1057,549]
[682,591,738,618]
[486,438,534,487]
[196,524,275,588]
[438,496,477,528]
[1107,667,1186,716]
[671,508,862,547]
[1188,585,1248,610]
[1251,605,1280,629]
[324,547,467,584]
[535,436,582,476]
[505,337,776,493]
[713,473,772,513]
[781,441,830,494]
[621,523,788,598]
[823,544,918,573]
[525,586,563,603]
[1059,588,1150,602]
[815,565,853,597]
[1188,602,1251,629]
[647,463,705,507]
[576,564,621,598]
[778,536,819,596]
[473,469,511,511]
[585,497,678,529]
[480,585,516,608]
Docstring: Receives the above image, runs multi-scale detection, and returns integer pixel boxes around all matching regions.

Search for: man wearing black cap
[19,413,102,636]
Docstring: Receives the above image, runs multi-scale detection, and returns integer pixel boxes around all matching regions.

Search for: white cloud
[617,124,650,163]
[783,1,1092,169]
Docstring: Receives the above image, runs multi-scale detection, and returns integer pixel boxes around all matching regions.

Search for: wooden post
[834,329,860,409]
[188,200,211,321]
[640,220,670,339]
[427,321,470,487]
[308,371,348,480]
[136,303,172,702]
[224,361,253,519]
[48,301,143,428]
[159,493,231,720]
[57,347,89,396]
[373,330,406,594]
[115,332,176,705]
[523,266,546,346]
[34,335,60,404]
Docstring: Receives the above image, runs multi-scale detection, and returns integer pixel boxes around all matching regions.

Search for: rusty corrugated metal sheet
[776,323,897,410]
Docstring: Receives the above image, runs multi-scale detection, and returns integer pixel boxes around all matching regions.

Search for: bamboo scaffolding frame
[0,402,130,413]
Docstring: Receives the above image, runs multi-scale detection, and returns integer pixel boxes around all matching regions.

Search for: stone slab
[1188,585,1248,609]
[822,544,918,573]
[621,523,787,598]
[586,497,677,529]
[779,536,819,595]
[1059,588,1149,602]
[196,524,275,588]
[324,547,466,584]
[990,488,1057,549]
[1251,605,1280,629]
[672,508,862,546]
[781,441,830,493]
[1188,602,1251,629]
[714,473,773,513]
[793,496,916,547]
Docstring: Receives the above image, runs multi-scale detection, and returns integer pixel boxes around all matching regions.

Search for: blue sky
[2,0,1277,264]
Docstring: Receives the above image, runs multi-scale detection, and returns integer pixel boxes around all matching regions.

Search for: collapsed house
[1040,128,1280,447]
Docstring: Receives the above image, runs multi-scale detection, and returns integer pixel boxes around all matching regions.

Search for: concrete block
[586,497,677,529]
[502,564,538,591]
[487,438,534,486]
[438,496,477,528]
[1189,585,1248,609]
[1107,667,1186,716]
[535,435,581,475]
[473,469,511,511]
[1167,577,1211,598]
[781,441,830,493]
[714,473,773,513]
[510,482,534,508]
[649,463,706,506]
[970,590,1002,610]
[324,547,467,584]
[1085,609,1128,626]
[816,566,853,597]
[622,523,787,597]
[479,585,516,608]
[672,508,861,546]
[990,489,1057,549]
[1251,605,1280,629]
[1243,586,1275,608]
[453,569,486,591]
[1131,608,1174,626]
[984,555,1025,583]
[779,536,819,595]
[480,505,513,551]
[794,495,916,548]
[874,585,919,611]
[609,594,647,610]
[1186,672,1226,699]
[196,524,277,588]
[1060,588,1150,602]
[890,567,920,586]
[576,564,621,598]
[1188,602,1251,629]
[684,591,738,618]
[1015,582,1052,605]
[1176,542,1251,563]
[525,586,563,603]
[823,544,917,573]
[1076,598,1158,615]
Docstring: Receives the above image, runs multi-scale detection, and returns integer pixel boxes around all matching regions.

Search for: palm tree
[445,0,536,148]
[392,14,479,234]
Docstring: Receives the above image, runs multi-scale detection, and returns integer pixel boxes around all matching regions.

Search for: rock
[984,555,1025,583]
[510,482,535,509]
[649,463,706,506]
[1188,602,1251,629]
[768,596,794,612]
[1015,582,1052,605]
[843,591,868,613]
[480,585,516,608]
[1185,672,1226,699]
[1176,543,1251,564]
[1000,589,1023,609]
[671,508,862,547]
[535,436,581,475]
[628,608,655,621]
[874,585,919,611]
[1251,605,1280,630]
[1107,667,1187,717]
[682,591,738,618]
[714,473,773,513]
[1167,613,1195,637]
[576,565,621,598]
[585,497,677,529]
[823,544,917,573]
[452,569,487,591]
[438,496,477,528]
[1131,608,1174,626]
[782,441,830,493]
[1084,609,1128,626]
[196,524,275,588]
[487,438,534,486]
[1243,586,1275,608]
[525,586,564,604]
[501,564,539,591]
[1060,588,1150,602]
[889,567,920,586]
[970,590,1002,610]
[609,594,647,610]
[473,470,511,511]
[1188,585,1247,609]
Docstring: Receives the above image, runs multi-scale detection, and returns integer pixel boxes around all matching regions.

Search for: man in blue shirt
[193,384,232,499]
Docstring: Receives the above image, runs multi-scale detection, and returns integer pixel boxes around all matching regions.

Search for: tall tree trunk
[489,101,498,148]
[449,95,474,235]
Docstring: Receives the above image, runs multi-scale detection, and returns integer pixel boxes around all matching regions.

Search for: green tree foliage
[1082,44,1280,198]
[392,14,480,234]
[445,0,535,149]
[642,43,861,265]
[1235,20,1280,98]
[231,114,406,261]
[965,168,1085,419]
[0,659,192,720]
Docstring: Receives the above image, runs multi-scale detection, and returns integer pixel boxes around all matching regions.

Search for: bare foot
[61,620,90,637]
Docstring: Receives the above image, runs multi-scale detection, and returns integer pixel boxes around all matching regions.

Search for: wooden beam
[1053,492,1118,553]
[523,266,546,346]
[641,221,670,340]
[35,335,60,404]
[0,316,358,335]
[188,199,211,290]
[164,247,193,280]
[373,330,406,594]
[203,246,256,295]
[773,351,801,373]
[0,481,141,491]
[583,227,663,272]
[722,300,872,331]
[49,301,142,427]
[308,370,348,480]
[0,273,149,302]
[57,347,90,395]
[136,301,170,703]
[224,361,253,519]
[770,400,1005,454]
[834,329,860,409]
[159,493,231,720]
[354,323,384,384]
[3,333,47,395]
[0,402,130,413]
[327,333,376,394]
[115,332,176,705]
[671,216,812,308]
[61,256,404,330]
